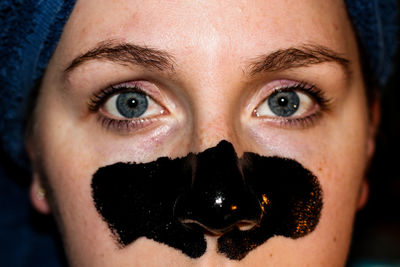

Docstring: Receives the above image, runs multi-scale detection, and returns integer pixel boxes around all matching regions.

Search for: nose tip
[173,140,263,235]
[174,188,262,234]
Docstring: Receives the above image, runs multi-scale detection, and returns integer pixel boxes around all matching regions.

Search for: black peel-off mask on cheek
[91,140,323,260]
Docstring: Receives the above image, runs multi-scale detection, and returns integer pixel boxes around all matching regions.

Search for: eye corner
[251,80,330,129]
[88,86,120,112]
[87,81,170,133]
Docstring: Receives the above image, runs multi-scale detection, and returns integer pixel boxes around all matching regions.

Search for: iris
[268,91,300,117]
[116,92,148,118]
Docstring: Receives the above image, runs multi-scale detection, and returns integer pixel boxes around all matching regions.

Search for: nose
[174,141,263,235]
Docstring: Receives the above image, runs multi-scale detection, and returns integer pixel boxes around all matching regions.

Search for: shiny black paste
[91,140,322,260]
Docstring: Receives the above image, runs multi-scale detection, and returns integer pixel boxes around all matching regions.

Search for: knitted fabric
[0,0,77,167]
[345,0,398,86]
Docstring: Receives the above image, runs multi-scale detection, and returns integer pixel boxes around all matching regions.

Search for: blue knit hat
[0,0,398,168]
[345,0,398,86]
[0,0,77,167]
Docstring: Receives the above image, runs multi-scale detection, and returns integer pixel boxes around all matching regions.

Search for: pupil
[127,98,138,108]
[278,97,288,106]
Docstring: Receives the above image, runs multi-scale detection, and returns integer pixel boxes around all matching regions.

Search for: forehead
[59,0,355,69]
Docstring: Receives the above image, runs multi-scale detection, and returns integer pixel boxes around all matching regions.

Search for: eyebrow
[65,41,350,80]
[248,44,351,78]
[64,40,175,74]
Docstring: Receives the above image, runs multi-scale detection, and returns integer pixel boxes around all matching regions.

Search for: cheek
[243,91,371,264]
[311,99,370,263]
[35,141,105,262]
[32,89,195,265]
[320,89,370,215]
[33,94,114,264]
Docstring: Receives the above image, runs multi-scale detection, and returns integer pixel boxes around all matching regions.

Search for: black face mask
[91,140,322,260]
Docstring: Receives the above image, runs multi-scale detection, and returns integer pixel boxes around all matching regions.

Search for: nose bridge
[187,80,243,155]
[178,28,244,154]
[192,112,235,152]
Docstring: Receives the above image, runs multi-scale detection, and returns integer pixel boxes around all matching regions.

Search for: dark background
[347,24,400,266]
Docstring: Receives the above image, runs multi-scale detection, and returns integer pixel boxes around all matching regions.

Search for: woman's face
[29,0,377,266]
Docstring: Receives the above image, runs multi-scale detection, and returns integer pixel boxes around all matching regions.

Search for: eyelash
[89,81,330,132]
[89,84,163,132]
[98,116,155,132]
[256,82,331,128]
[89,85,137,111]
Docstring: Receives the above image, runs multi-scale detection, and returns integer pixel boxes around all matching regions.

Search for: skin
[28,0,379,266]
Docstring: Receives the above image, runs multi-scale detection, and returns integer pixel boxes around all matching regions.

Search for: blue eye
[267,91,300,117]
[116,92,148,118]
[104,90,164,119]
[255,89,314,118]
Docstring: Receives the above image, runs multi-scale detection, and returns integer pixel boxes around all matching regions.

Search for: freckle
[333,237,337,242]
[318,167,322,172]
[270,253,273,257]
[80,27,87,35]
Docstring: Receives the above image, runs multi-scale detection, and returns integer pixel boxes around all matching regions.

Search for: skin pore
[28,0,378,266]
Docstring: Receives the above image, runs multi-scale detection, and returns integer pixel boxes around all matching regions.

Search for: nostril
[173,140,264,235]
[174,188,263,235]
[236,221,258,231]
[179,220,259,236]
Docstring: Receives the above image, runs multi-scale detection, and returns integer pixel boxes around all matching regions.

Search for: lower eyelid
[97,115,159,134]
[255,112,322,129]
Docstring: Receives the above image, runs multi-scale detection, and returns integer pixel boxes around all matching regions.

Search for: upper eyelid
[253,81,313,106]
[88,81,165,112]
[269,83,315,95]
[249,80,333,119]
